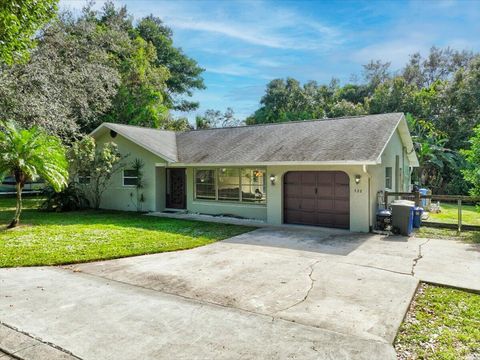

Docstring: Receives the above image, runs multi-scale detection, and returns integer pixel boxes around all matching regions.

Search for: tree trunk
[8,171,25,229]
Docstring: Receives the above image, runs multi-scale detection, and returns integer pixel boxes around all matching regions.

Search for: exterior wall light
[355,174,361,184]
[269,174,276,185]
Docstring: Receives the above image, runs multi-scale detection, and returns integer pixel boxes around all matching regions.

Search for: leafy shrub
[41,185,89,212]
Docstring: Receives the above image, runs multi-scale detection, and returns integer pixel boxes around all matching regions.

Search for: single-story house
[90,112,419,232]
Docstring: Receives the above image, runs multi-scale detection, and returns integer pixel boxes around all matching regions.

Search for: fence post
[384,191,389,209]
[458,199,462,232]
[414,191,421,207]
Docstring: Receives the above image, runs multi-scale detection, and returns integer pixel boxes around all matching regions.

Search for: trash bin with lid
[413,207,423,228]
[391,203,414,236]
[419,188,428,208]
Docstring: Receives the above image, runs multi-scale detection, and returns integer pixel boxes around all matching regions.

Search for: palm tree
[0,121,68,228]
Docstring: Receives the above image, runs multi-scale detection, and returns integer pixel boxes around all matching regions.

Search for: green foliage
[461,125,480,196]
[105,36,170,129]
[0,121,68,227]
[245,77,366,125]
[69,137,125,209]
[0,11,121,139]
[0,1,203,138]
[0,0,58,65]
[41,185,90,212]
[136,15,205,111]
[406,114,457,190]
[196,108,241,129]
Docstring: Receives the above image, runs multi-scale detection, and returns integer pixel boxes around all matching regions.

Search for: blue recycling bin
[419,188,428,207]
[413,207,423,228]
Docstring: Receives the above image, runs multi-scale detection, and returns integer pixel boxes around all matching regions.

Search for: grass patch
[414,227,480,244]
[0,197,255,267]
[395,283,480,360]
[427,203,480,226]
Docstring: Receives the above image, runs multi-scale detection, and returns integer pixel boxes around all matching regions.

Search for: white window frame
[194,168,217,200]
[123,169,138,187]
[385,167,393,190]
[193,167,267,205]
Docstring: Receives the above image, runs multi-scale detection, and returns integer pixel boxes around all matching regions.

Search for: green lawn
[395,284,480,360]
[415,227,480,244]
[427,203,480,226]
[0,197,255,267]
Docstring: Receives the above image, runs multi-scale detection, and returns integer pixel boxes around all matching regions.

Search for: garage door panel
[301,172,316,183]
[301,212,319,225]
[317,213,335,227]
[301,199,316,211]
[285,172,301,183]
[284,171,350,229]
[317,184,334,196]
[301,185,316,197]
[334,214,350,228]
[317,199,334,210]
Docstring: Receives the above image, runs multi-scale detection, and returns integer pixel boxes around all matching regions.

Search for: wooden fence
[384,191,480,232]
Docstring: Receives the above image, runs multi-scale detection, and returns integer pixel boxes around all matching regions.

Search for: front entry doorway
[166,168,186,209]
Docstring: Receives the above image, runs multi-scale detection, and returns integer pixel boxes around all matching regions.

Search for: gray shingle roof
[92,113,417,165]
[176,113,404,164]
[95,122,178,162]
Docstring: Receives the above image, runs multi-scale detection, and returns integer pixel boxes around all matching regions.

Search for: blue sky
[60,0,480,122]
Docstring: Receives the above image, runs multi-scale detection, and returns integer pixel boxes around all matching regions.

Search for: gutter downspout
[362,164,373,232]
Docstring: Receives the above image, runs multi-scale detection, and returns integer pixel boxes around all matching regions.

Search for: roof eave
[168,160,378,167]
[375,113,419,167]
[89,123,178,163]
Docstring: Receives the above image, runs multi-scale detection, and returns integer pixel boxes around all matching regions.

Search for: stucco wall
[368,129,413,226]
[95,132,166,212]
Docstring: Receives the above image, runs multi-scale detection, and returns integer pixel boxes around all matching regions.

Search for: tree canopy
[0,1,204,139]
[0,0,58,65]
[0,121,68,227]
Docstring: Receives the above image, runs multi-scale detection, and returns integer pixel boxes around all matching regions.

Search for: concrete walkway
[0,227,478,359]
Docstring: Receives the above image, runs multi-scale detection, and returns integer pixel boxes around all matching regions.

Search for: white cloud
[207,64,256,77]
[159,1,342,51]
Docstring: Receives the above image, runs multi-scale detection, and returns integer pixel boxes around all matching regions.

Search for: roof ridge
[104,122,177,134]
[182,112,403,133]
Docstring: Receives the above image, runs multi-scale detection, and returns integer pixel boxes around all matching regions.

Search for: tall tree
[362,60,391,90]
[461,125,480,197]
[196,108,241,129]
[0,0,58,65]
[136,16,205,111]
[0,12,121,139]
[0,121,68,228]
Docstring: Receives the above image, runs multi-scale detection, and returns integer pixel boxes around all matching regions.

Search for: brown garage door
[284,171,350,229]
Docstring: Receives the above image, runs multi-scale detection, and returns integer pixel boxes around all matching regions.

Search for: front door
[166,168,186,209]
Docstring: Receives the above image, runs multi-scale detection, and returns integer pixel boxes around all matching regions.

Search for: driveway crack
[338,262,412,276]
[411,239,430,276]
[0,321,82,359]
[273,260,321,314]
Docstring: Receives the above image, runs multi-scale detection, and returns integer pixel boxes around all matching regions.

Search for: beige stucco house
[90,112,418,232]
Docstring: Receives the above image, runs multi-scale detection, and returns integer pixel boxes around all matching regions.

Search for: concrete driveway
[1,227,478,360]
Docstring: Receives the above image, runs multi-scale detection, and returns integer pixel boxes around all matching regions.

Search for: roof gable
[90,123,178,162]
